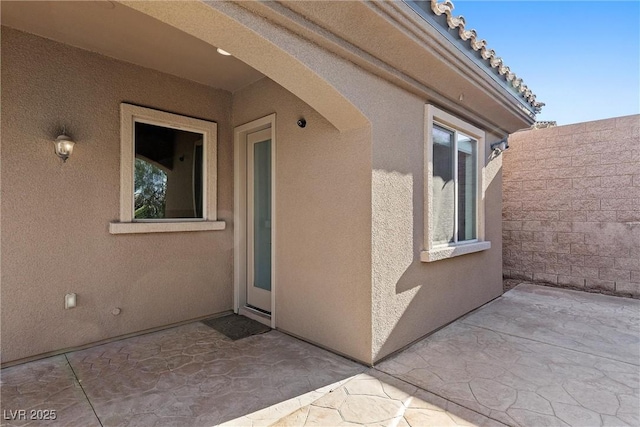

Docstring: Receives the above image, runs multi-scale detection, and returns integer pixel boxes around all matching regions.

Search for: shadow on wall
[373,153,502,363]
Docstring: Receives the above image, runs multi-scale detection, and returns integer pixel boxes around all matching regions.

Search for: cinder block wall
[502,115,640,297]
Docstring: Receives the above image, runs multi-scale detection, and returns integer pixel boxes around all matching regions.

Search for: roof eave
[404,0,543,115]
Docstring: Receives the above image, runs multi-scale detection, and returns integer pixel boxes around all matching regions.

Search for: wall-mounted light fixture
[53,131,75,162]
[490,138,509,156]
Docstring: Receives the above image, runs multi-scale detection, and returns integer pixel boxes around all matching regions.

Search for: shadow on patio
[1,323,365,426]
[0,322,500,427]
[2,283,639,426]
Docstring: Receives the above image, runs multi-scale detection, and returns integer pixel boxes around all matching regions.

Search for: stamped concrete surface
[0,356,100,426]
[1,323,364,427]
[2,284,638,427]
[272,370,504,427]
[377,284,640,427]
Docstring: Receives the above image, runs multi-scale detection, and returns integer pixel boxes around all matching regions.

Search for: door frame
[233,114,276,328]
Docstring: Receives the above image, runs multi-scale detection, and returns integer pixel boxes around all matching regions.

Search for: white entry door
[246,129,272,313]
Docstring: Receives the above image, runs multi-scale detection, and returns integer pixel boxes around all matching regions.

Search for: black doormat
[202,314,271,340]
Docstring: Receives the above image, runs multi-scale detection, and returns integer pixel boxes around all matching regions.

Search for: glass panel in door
[253,139,271,292]
[247,129,272,313]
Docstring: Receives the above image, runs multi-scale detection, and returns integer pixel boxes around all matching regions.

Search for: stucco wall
[107,0,521,365]
[2,0,523,365]
[503,115,640,297]
[370,100,505,362]
[1,28,234,363]
[232,78,373,363]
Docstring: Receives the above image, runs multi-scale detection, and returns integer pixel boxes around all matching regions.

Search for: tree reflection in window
[133,122,203,220]
[134,158,167,219]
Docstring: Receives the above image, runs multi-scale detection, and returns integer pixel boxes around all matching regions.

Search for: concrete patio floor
[2,283,639,426]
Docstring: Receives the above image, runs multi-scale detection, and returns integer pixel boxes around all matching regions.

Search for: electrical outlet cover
[65,293,76,309]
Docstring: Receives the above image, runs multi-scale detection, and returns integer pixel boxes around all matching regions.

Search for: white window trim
[422,104,490,262]
[109,103,225,234]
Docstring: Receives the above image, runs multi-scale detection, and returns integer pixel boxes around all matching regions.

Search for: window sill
[420,241,491,262]
[109,221,226,235]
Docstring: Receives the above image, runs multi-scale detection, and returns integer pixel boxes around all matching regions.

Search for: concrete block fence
[502,115,640,297]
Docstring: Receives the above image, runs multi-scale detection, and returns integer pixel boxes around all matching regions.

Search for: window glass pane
[134,122,204,219]
[432,125,455,245]
[457,133,477,241]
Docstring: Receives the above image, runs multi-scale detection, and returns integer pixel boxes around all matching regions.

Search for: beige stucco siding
[370,96,505,361]
[2,0,523,366]
[0,27,234,363]
[233,78,373,363]
[112,0,519,363]
[224,22,506,364]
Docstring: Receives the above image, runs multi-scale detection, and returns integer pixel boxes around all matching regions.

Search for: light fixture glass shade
[216,48,231,56]
[54,134,75,162]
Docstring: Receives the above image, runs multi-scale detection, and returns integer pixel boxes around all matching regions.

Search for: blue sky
[451,1,640,125]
